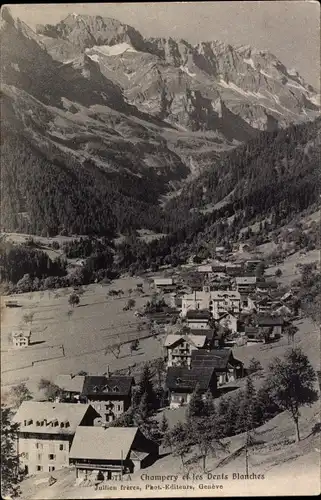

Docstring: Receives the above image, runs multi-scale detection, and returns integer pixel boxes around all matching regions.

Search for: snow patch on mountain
[243,57,255,69]
[286,80,308,93]
[179,65,196,78]
[88,43,137,56]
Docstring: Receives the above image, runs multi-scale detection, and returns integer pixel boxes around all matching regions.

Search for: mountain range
[0,8,320,238]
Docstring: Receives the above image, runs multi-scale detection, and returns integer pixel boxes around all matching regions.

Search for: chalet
[235,276,257,294]
[12,328,31,348]
[188,328,218,349]
[226,263,244,277]
[255,296,274,314]
[81,376,134,424]
[244,326,267,344]
[164,334,207,368]
[54,375,85,400]
[191,349,244,385]
[185,309,213,329]
[257,316,284,337]
[166,366,217,408]
[210,291,241,318]
[245,259,262,273]
[197,264,214,276]
[69,427,159,481]
[13,401,99,475]
[215,312,238,333]
[256,281,278,293]
[153,278,176,292]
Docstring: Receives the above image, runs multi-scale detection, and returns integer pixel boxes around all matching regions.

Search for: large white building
[13,401,99,475]
[181,290,241,319]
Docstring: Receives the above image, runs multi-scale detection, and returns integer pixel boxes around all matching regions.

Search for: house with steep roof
[256,315,284,337]
[81,376,134,424]
[12,327,31,348]
[235,276,257,294]
[210,291,241,318]
[54,374,85,400]
[69,426,158,480]
[191,349,244,386]
[153,277,176,292]
[13,401,99,476]
[164,333,207,368]
[215,312,238,333]
[166,366,217,408]
[185,309,213,329]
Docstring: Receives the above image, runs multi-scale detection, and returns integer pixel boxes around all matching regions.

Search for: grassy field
[1,277,165,395]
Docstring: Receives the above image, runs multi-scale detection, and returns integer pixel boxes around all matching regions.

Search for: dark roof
[166,366,215,392]
[82,376,134,397]
[191,349,242,371]
[257,316,284,326]
[186,310,212,320]
[256,281,278,289]
[245,326,258,334]
[189,328,216,341]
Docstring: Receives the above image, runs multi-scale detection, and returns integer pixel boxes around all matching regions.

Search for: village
[2,241,319,498]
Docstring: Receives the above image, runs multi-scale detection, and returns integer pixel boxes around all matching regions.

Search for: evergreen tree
[186,383,205,419]
[1,405,26,497]
[135,364,157,414]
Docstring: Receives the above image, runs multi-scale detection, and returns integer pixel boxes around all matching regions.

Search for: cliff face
[1,9,320,195]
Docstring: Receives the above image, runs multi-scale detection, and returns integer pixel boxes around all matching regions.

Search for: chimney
[106,365,110,378]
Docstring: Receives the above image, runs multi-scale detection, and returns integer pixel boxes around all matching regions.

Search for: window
[37,466,43,472]
[113,386,119,392]
[37,454,42,462]
[48,454,56,460]
[59,444,64,451]
[49,466,55,472]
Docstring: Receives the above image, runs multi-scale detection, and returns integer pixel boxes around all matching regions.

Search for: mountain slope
[36,14,319,135]
[0,8,320,239]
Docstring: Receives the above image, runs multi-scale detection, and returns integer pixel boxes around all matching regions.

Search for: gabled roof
[189,328,216,341]
[154,278,174,285]
[82,376,134,397]
[216,312,237,321]
[235,276,257,285]
[70,426,139,460]
[55,375,85,393]
[12,330,31,338]
[186,310,212,320]
[256,281,278,289]
[13,401,97,434]
[164,334,206,348]
[191,349,241,371]
[166,366,215,392]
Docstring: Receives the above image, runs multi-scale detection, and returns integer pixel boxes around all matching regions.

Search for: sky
[8,1,320,88]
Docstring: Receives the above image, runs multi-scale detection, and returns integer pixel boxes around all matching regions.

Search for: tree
[267,348,318,441]
[38,379,62,401]
[7,383,32,409]
[248,358,263,375]
[285,324,298,345]
[22,312,34,326]
[275,268,283,277]
[191,406,228,473]
[167,421,192,469]
[126,298,136,310]
[68,293,80,308]
[159,414,169,437]
[130,339,139,354]
[186,383,205,419]
[1,405,26,497]
[135,364,157,414]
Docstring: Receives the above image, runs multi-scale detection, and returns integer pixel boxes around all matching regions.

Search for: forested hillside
[1,116,320,252]
[0,129,169,237]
